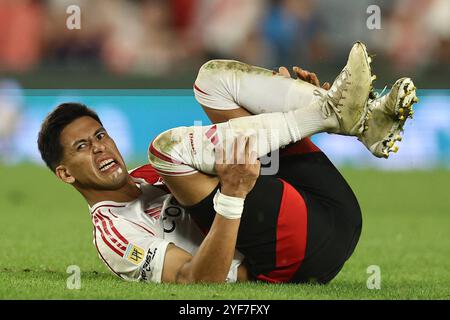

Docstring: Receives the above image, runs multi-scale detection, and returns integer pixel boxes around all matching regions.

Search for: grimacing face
[56,116,128,190]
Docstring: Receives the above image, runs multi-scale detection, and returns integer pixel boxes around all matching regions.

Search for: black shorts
[184,139,362,284]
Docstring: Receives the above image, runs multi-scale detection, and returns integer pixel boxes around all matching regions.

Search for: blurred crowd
[0,0,448,80]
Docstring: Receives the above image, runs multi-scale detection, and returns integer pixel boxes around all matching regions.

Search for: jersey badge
[124,243,145,265]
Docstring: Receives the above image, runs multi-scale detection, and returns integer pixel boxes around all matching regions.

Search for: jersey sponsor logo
[140,248,158,281]
[188,132,197,155]
[124,243,145,265]
[162,197,184,233]
[165,205,182,217]
[162,218,176,233]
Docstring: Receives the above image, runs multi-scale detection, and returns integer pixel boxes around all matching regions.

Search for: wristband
[213,189,245,220]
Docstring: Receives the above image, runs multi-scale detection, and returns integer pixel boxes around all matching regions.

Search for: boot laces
[313,69,350,120]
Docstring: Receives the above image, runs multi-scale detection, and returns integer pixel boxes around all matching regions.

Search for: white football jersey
[89,164,243,283]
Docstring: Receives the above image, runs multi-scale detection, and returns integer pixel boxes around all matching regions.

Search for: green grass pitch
[1,164,449,299]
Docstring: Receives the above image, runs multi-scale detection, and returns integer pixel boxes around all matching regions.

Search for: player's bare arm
[161,136,259,283]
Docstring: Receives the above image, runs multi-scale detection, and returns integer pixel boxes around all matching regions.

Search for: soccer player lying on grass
[37,42,418,284]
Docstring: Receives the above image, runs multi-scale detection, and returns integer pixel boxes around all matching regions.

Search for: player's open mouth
[98,158,118,172]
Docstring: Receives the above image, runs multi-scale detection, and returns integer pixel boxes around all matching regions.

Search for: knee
[150,128,182,155]
[198,59,244,75]
[148,127,195,176]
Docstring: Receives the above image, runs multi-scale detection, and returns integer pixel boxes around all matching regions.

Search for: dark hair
[37,103,103,171]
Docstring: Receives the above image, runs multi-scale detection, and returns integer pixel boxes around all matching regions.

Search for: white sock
[149,109,322,176]
[149,60,339,176]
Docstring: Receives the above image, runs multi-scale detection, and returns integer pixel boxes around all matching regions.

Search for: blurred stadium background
[0,0,449,168]
[1,0,450,300]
